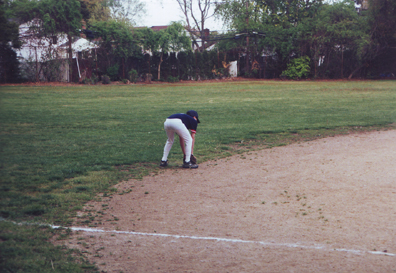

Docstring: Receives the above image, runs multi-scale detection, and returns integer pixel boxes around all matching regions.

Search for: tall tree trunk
[348,65,363,80]
[35,46,39,82]
[325,49,331,76]
[177,52,180,79]
[148,57,151,75]
[263,55,266,79]
[68,34,73,82]
[314,43,317,78]
[341,45,344,79]
[158,52,163,80]
[122,58,125,79]
[2,54,7,83]
[201,28,205,51]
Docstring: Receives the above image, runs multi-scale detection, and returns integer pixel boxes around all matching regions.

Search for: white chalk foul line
[52,225,395,257]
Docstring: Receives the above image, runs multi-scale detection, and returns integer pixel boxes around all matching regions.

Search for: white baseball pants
[162,118,192,163]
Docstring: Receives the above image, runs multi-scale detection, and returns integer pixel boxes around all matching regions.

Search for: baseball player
[160,110,200,168]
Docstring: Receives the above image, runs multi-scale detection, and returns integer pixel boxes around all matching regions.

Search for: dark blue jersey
[168,113,198,133]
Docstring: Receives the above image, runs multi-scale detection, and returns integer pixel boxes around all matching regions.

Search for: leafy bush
[252,68,259,78]
[90,74,99,84]
[212,67,229,79]
[281,56,311,79]
[167,76,179,83]
[177,51,193,80]
[122,79,128,84]
[128,69,138,83]
[106,64,119,81]
[0,44,21,83]
[101,75,111,84]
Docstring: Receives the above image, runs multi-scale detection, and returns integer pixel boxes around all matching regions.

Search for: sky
[138,0,354,31]
[139,0,224,31]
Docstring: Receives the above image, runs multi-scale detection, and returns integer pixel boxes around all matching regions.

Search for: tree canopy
[1,0,395,82]
[136,22,192,80]
[0,0,21,82]
[215,0,395,79]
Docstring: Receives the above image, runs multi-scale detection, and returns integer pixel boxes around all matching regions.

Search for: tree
[0,0,21,82]
[0,0,20,46]
[106,0,146,24]
[216,0,323,76]
[39,0,82,82]
[80,0,112,22]
[299,0,369,78]
[79,0,147,24]
[155,30,171,80]
[215,0,267,74]
[92,20,140,79]
[358,0,396,78]
[154,22,192,80]
[176,0,215,51]
[158,22,192,80]
[10,0,83,82]
[137,22,192,80]
[137,27,157,76]
[367,0,396,48]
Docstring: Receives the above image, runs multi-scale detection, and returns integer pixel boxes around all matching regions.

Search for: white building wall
[229,61,238,77]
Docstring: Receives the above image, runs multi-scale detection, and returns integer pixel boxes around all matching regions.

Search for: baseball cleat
[160,160,168,167]
[182,161,198,169]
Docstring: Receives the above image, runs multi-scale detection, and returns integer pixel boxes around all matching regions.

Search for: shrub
[281,56,311,80]
[128,69,138,83]
[122,79,128,84]
[106,64,119,81]
[102,75,111,84]
[91,74,99,84]
[167,76,179,83]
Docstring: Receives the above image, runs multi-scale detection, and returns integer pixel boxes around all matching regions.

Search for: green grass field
[1,80,395,272]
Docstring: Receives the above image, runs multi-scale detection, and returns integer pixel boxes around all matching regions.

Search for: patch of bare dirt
[64,130,396,272]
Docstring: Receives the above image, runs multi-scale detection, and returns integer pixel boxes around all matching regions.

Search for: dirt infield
[66,130,396,272]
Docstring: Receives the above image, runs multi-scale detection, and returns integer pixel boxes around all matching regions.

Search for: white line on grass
[52,225,395,257]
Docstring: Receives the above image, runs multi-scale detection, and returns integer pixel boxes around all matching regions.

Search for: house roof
[71,38,98,51]
[150,25,169,31]
[59,37,98,52]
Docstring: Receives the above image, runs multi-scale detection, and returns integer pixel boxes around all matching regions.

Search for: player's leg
[161,119,176,163]
[175,125,192,162]
[173,121,197,168]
